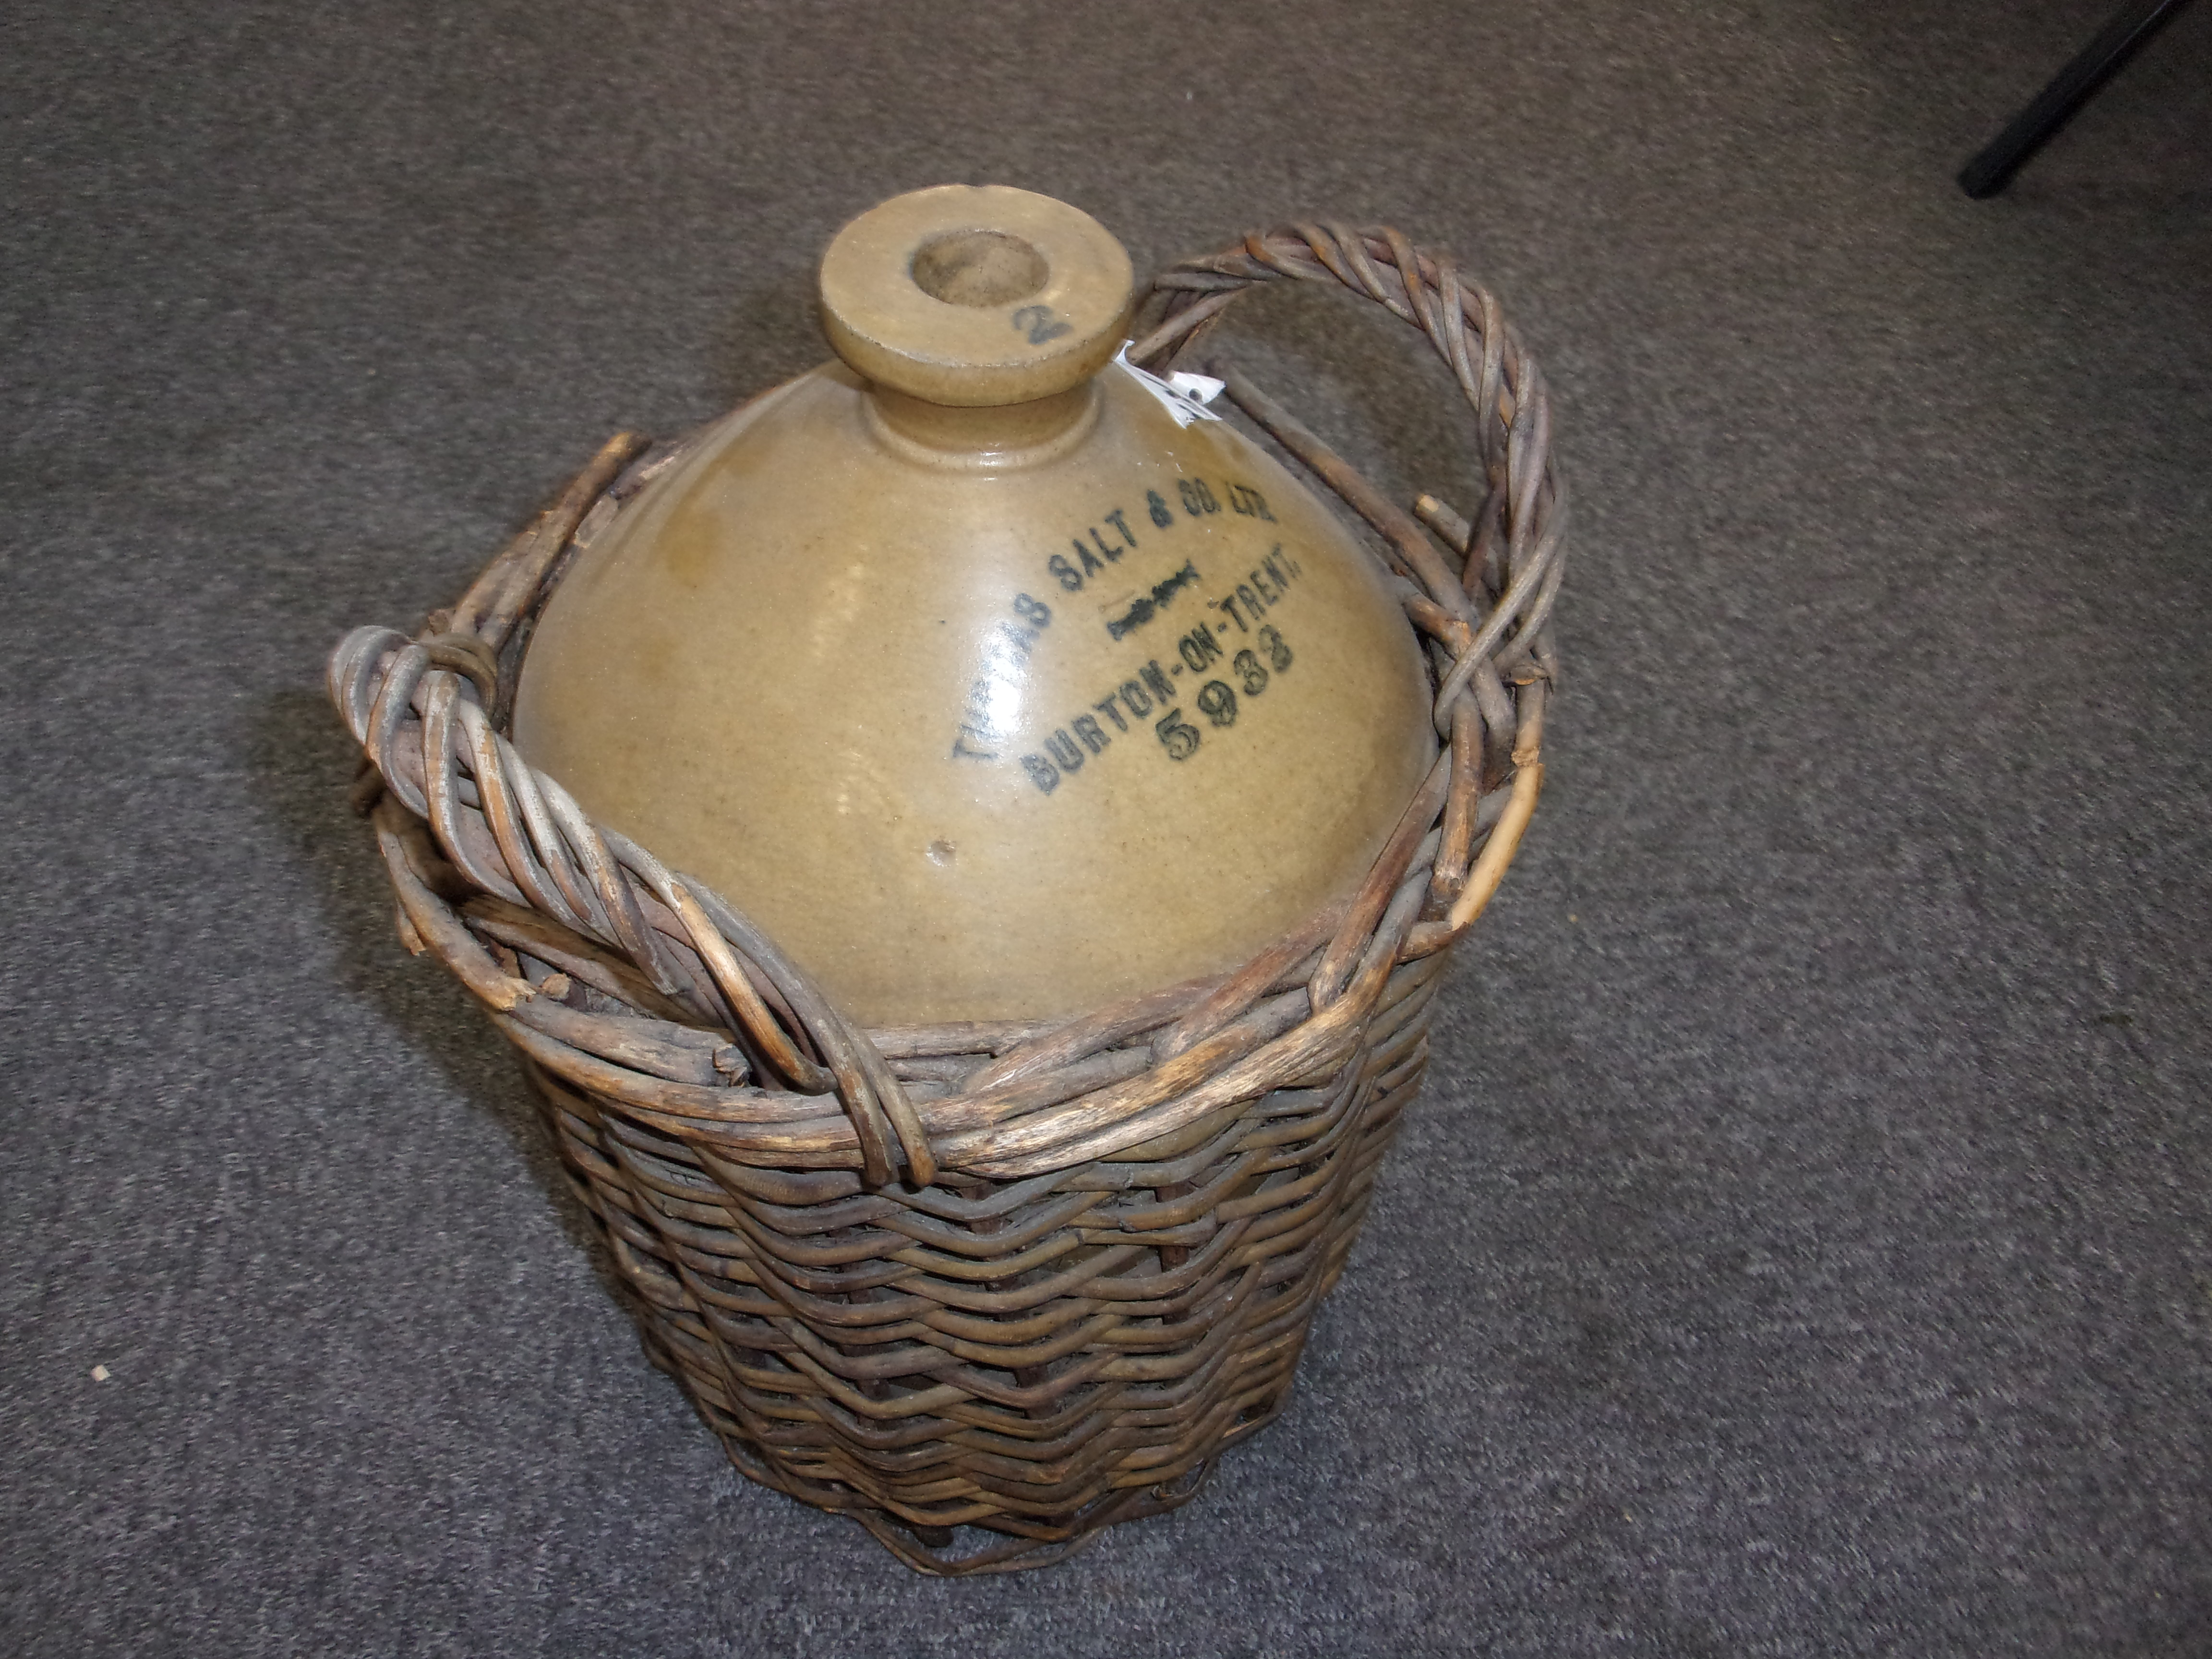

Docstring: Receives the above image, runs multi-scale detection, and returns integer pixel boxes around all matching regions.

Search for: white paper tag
[1114,341,1225,427]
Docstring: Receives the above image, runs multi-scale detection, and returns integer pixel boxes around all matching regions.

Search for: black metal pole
[1958,0,2195,198]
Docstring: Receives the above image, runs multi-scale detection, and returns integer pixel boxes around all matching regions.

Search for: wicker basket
[327,226,1564,1575]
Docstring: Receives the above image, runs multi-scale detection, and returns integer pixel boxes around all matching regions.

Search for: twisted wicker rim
[327,224,1565,1194]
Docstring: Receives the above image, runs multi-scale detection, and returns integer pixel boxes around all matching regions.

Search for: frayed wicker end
[327,226,1564,1574]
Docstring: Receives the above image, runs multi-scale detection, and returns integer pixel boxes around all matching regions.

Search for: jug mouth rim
[819,184,1135,409]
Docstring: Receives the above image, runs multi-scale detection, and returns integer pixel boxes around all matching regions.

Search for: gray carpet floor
[5,2,2209,1654]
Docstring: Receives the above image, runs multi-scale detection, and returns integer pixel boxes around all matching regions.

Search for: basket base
[841,1455,1218,1576]
[638,1298,1259,1575]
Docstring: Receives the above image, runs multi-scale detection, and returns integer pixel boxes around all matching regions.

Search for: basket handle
[1130,224,1563,950]
[329,584,939,1192]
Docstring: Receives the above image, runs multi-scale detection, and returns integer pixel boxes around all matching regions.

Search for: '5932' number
[1154,625,1292,759]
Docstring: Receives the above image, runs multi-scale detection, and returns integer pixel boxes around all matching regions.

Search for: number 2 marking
[1012,304,1071,345]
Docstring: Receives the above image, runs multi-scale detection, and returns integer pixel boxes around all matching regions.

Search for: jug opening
[909,230,1049,309]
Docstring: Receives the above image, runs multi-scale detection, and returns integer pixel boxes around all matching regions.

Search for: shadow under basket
[326,224,1565,1575]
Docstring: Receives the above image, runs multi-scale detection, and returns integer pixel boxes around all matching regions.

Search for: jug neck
[862,379,1101,470]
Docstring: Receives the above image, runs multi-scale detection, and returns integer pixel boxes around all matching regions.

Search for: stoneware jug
[512,184,1436,1027]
